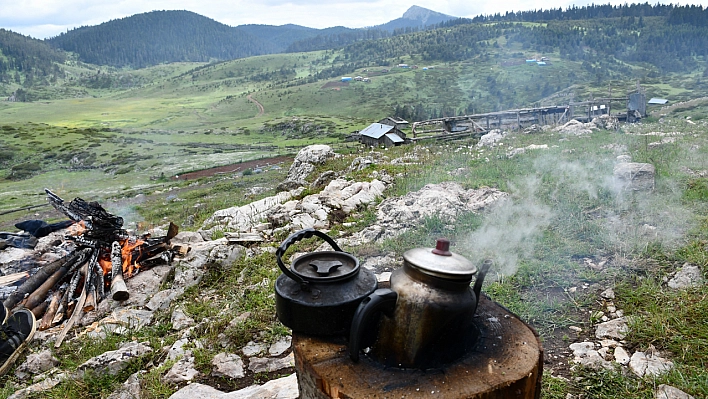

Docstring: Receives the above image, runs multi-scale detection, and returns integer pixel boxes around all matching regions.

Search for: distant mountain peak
[402,5,453,24]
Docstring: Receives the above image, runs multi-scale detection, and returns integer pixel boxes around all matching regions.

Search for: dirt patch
[172,156,293,180]
[321,81,349,90]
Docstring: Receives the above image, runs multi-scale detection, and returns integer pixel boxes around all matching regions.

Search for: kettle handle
[472,259,493,315]
[276,228,345,289]
[349,288,398,362]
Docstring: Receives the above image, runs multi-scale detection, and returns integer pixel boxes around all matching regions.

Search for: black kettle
[275,228,378,336]
[349,238,491,369]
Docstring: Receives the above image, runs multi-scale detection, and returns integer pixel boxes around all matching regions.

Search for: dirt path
[247,94,265,117]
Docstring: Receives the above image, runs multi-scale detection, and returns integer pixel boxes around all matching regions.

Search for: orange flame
[99,256,112,276]
[121,238,145,278]
[67,220,87,236]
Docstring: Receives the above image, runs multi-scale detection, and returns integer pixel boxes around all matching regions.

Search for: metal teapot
[275,228,377,336]
[349,238,491,369]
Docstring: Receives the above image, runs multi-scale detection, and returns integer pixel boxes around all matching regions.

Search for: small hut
[359,123,406,147]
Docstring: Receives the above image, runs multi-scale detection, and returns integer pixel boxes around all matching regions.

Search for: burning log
[110,241,129,301]
[6,190,179,346]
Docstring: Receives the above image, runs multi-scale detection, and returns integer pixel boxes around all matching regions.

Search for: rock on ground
[655,384,695,399]
[629,350,674,377]
[211,353,245,379]
[78,341,152,377]
[168,373,298,399]
[348,182,507,244]
[668,263,704,289]
[613,162,655,191]
[14,350,59,380]
[595,317,629,340]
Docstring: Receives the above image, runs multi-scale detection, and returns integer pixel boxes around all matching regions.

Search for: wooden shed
[359,123,406,147]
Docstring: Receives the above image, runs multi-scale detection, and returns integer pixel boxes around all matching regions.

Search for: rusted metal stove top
[293,294,543,399]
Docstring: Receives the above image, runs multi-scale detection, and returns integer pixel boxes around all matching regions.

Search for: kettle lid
[403,238,477,280]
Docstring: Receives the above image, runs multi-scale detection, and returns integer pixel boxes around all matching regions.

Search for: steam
[460,139,700,277]
[462,176,553,276]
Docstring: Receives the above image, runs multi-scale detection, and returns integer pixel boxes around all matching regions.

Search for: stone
[247,353,295,373]
[145,288,184,311]
[211,353,245,379]
[595,317,628,340]
[242,341,266,356]
[477,129,507,147]
[268,337,292,356]
[167,373,298,399]
[568,326,582,333]
[599,339,620,348]
[350,182,507,244]
[110,308,155,330]
[171,307,195,330]
[78,341,152,376]
[228,312,251,328]
[569,342,612,370]
[553,119,597,135]
[7,373,67,399]
[200,190,301,233]
[107,371,143,399]
[614,346,630,365]
[600,288,615,299]
[667,263,704,289]
[14,350,59,380]
[171,231,205,244]
[613,162,655,191]
[629,350,674,377]
[655,384,695,399]
[123,265,174,307]
[163,356,200,384]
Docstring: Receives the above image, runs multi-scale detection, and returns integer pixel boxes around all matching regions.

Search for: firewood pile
[3,189,180,347]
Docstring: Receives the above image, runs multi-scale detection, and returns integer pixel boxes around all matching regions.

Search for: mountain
[46,10,276,68]
[373,5,457,32]
[43,6,458,68]
[238,24,356,53]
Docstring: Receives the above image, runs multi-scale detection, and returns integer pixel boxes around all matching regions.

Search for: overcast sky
[1,0,706,40]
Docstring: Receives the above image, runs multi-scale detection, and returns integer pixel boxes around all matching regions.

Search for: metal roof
[385,133,404,143]
[360,123,394,139]
[648,98,669,105]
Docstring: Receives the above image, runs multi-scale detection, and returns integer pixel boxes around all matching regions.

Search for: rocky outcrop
[278,145,337,190]
[347,182,507,244]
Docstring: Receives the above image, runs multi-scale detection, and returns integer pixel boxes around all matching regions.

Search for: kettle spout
[472,259,493,311]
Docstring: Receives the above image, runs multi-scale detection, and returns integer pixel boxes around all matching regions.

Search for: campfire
[4,189,179,347]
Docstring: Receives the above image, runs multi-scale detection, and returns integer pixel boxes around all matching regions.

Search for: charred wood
[40,290,62,330]
[3,249,85,310]
[110,241,129,301]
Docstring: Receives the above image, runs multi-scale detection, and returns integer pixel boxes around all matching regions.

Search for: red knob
[432,238,452,256]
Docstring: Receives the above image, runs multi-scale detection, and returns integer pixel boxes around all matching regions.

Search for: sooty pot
[275,228,377,336]
[349,238,491,369]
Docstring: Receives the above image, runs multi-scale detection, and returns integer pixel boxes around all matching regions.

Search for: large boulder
[278,145,336,190]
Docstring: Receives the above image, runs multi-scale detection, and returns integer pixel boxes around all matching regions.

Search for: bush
[9,162,41,180]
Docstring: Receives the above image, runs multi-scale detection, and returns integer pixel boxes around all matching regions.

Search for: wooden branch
[54,285,87,348]
[30,301,49,319]
[40,290,62,330]
[3,251,74,309]
[110,241,129,301]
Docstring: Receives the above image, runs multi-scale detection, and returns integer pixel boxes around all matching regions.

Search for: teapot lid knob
[432,238,452,256]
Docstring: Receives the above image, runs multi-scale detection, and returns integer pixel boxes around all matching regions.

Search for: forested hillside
[46,11,274,68]
[0,29,65,87]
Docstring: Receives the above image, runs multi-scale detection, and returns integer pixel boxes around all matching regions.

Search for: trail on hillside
[247,94,265,117]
